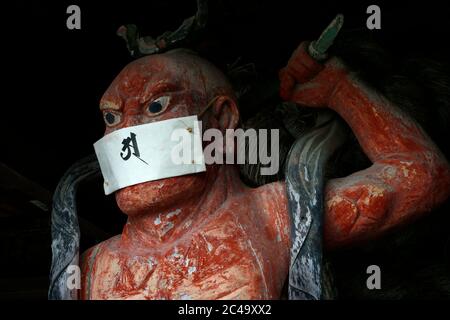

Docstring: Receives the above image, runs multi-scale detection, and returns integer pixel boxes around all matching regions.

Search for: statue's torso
[81,182,290,300]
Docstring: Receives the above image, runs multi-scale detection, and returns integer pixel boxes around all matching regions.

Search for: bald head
[100,50,235,117]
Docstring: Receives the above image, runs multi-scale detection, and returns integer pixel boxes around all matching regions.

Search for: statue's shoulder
[247,181,290,244]
[81,235,121,261]
[251,181,287,208]
[80,235,121,299]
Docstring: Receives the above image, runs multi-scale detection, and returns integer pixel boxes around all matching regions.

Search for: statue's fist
[279,41,348,108]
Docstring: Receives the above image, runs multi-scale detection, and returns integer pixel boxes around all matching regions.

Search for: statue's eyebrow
[140,82,182,103]
[99,100,121,111]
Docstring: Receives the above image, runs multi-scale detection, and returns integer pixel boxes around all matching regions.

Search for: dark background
[1,0,450,299]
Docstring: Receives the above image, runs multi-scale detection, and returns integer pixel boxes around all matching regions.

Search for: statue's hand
[279,41,348,108]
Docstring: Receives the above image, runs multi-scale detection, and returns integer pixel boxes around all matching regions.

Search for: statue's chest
[91,217,277,299]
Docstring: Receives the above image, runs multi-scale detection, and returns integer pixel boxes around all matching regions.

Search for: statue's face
[99,51,233,215]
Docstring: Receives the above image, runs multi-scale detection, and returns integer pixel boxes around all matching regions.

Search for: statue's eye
[147,96,170,115]
[103,111,122,127]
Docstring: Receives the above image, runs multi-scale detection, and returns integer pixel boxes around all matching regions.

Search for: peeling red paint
[80,43,450,300]
[280,41,450,248]
[81,51,290,300]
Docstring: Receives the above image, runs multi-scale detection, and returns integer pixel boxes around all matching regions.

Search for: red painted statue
[79,40,450,299]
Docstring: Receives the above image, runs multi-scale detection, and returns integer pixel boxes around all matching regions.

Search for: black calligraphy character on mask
[120,132,149,165]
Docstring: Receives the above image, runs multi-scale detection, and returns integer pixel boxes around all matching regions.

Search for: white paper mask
[94,115,205,195]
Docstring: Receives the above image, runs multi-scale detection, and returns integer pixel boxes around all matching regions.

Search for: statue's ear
[211,96,239,132]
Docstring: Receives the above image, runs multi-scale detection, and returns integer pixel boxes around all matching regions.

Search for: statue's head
[99,49,239,215]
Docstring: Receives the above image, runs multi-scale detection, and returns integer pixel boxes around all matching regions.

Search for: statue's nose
[121,113,142,128]
[121,98,144,127]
